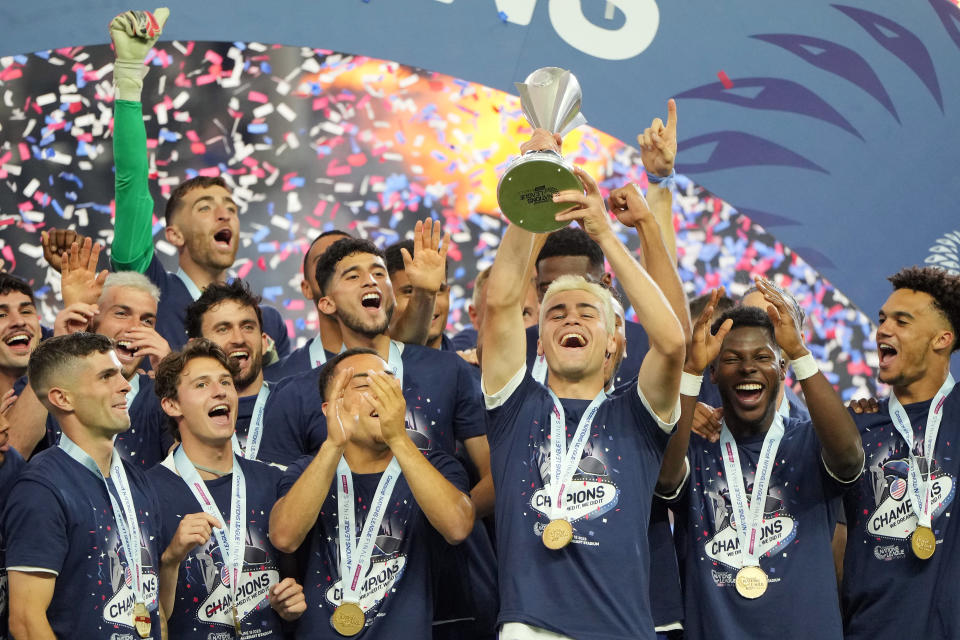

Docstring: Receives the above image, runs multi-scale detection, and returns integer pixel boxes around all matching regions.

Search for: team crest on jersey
[191,537,279,627]
[702,487,797,575]
[865,457,955,540]
[529,434,621,544]
[325,541,407,622]
[103,542,159,628]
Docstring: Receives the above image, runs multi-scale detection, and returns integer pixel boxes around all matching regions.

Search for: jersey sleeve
[276,454,314,498]
[258,375,327,468]
[484,368,545,449]
[112,99,156,273]
[260,304,292,359]
[3,479,69,575]
[425,450,470,494]
[451,356,487,442]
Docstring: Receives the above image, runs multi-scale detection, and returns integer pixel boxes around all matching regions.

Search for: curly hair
[314,237,385,296]
[889,266,960,352]
[185,279,263,339]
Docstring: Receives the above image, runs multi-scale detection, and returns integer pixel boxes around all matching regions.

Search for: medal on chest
[133,601,152,638]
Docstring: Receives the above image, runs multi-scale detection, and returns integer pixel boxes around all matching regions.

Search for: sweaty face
[328,353,393,447]
[171,185,239,271]
[68,350,132,435]
[712,327,784,431]
[0,290,40,375]
[199,300,266,392]
[302,233,350,303]
[875,288,952,390]
[90,287,158,379]
[538,288,615,382]
[164,356,238,446]
[322,253,395,339]
[536,256,604,302]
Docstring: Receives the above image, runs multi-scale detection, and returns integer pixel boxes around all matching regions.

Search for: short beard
[234,353,263,391]
[339,302,394,339]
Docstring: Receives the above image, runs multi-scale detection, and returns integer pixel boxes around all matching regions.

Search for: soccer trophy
[497,67,587,232]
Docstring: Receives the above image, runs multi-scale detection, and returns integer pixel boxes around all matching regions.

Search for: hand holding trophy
[497,67,587,232]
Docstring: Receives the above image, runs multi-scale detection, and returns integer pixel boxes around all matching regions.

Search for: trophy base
[497,152,583,233]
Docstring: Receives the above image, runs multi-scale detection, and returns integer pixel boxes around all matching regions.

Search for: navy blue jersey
[485,369,675,639]
[2,447,163,638]
[525,320,649,389]
[0,447,26,640]
[278,449,468,639]
[263,336,332,383]
[673,419,846,639]
[147,456,286,639]
[843,390,960,640]
[450,327,478,352]
[142,254,290,355]
[648,498,683,630]
[34,374,173,468]
[258,343,487,467]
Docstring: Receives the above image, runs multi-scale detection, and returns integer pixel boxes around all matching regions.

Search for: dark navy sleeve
[485,369,545,449]
[277,454,314,498]
[258,372,327,467]
[425,449,470,494]
[3,479,69,573]
[451,356,487,442]
[260,304,291,358]
[449,327,478,351]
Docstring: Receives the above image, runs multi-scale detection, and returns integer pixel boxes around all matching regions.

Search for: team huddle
[1,8,959,640]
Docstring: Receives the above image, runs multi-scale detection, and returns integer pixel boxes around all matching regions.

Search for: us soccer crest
[703,486,797,575]
[866,457,955,540]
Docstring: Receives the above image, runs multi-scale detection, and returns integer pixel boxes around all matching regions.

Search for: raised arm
[480,130,560,394]
[755,277,864,480]
[269,368,355,553]
[657,289,731,495]
[368,372,474,544]
[110,9,168,272]
[390,219,449,345]
[636,98,679,261]
[554,168,685,419]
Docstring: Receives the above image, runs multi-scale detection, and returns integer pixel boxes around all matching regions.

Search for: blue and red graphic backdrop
[1,0,959,396]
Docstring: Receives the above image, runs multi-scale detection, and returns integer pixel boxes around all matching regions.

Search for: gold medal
[542,518,573,550]
[331,601,365,636]
[133,601,152,638]
[233,605,242,636]
[911,525,937,560]
[735,565,768,599]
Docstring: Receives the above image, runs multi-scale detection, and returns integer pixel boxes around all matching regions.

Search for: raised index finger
[665,98,677,134]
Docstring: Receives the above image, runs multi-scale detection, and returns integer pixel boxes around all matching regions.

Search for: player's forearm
[269,441,342,553]
[8,614,56,640]
[157,552,181,621]
[391,288,434,345]
[800,367,864,480]
[643,185,677,261]
[635,197,690,341]
[656,393,697,495]
[112,100,156,272]
[390,438,474,544]
[597,232,685,361]
[469,473,495,518]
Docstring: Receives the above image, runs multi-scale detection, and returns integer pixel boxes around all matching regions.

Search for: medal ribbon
[125,374,141,411]
[545,390,606,521]
[335,457,402,605]
[231,382,270,460]
[718,412,785,569]
[309,334,329,368]
[887,373,956,529]
[174,267,204,302]
[59,435,150,607]
[387,340,404,385]
[532,354,547,384]
[173,446,246,621]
